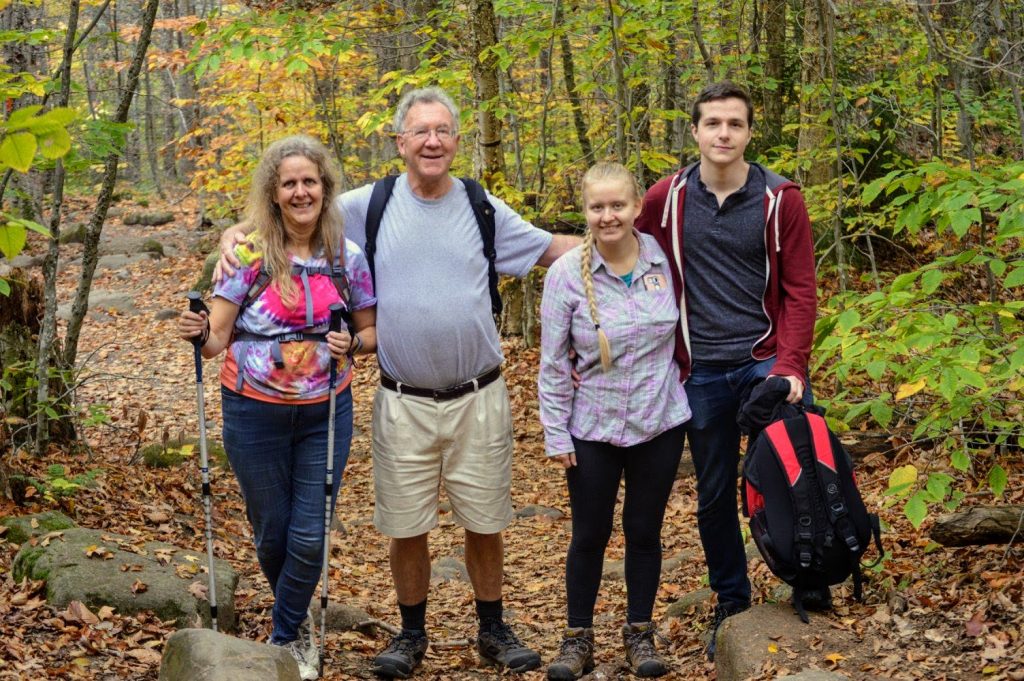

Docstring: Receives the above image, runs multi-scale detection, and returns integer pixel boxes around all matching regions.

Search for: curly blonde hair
[245,134,343,306]
[579,162,644,372]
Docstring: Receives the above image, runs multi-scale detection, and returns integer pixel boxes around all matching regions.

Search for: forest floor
[1,189,1023,680]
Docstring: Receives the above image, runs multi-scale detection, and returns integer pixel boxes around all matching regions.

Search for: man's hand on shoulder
[214,222,251,283]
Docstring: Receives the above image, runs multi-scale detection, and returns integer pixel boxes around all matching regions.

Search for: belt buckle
[432,385,460,401]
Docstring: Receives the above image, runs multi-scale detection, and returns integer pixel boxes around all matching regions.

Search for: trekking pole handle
[186,292,210,344]
[328,303,345,385]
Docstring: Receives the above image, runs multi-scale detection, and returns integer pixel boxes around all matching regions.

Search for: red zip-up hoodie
[635,163,817,383]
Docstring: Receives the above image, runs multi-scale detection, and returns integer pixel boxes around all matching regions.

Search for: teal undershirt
[620,271,633,287]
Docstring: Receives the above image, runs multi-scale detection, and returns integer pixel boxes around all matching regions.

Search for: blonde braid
[581,229,612,372]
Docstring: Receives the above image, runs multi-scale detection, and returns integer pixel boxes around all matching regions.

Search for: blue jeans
[221,386,353,644]
[685,358,811,608]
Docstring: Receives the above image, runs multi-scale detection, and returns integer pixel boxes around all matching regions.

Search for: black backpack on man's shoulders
[363,175,502,317]
[741,395,883,623]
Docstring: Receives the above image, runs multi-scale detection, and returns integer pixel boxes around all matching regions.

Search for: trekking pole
[319,302,345,676]
[187,291,219,632]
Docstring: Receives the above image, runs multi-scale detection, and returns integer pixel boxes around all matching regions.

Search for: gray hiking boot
[622,622,667,678]
[476,620,542,672]
[546,627,595,680]
[372,630,428,679]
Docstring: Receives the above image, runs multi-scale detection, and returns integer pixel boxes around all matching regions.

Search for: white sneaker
[298,609,318,662]
[283,639,319,680]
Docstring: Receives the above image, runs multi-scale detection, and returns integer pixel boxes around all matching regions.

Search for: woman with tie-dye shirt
[178,135,375,680]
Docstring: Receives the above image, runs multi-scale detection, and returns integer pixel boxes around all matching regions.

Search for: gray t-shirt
[339,174,552,388]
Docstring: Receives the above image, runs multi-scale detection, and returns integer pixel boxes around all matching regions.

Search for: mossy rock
[123,211,174,226]
[191,251,219,293]
[59,223,87,245]
[0,510,77,545]
[141,437,228,470]
[141,239,165,258]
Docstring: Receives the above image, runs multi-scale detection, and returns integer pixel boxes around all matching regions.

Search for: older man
[219,87,575,678]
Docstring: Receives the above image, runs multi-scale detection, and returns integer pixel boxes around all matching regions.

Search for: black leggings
[565,423,685,627]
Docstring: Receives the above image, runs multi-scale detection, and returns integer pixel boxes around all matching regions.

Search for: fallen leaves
[84,544,114,560]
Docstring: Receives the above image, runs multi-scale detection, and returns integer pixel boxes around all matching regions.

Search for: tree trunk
[762,0,787,149]
[33,0,80,452]
[930,505,1024,547]
[557,0,592,163]
[468,0,505,183]
[62,0,161,371]
[796,0,833,187]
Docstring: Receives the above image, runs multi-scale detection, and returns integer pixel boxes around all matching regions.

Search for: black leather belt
[380,366,502,401]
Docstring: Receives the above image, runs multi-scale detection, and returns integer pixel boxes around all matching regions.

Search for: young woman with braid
[538,162,691,680]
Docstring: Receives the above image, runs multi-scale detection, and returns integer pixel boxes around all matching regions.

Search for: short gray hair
[393,86,460,134]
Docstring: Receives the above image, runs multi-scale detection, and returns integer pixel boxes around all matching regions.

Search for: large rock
[123,210,175,226]
[715,603,868,681]
[0,510,76,545]
[159,629,300,681]
[57,289,137,320]
[13,526,237,631]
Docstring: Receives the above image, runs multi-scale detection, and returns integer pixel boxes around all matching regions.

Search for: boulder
[665,587,713,619]
[159,629,300,681]
[13,526,237,631]
[0,510,76,545]
[514,504,564,520]
[57,289,137,320]
[431,556,469,582]
[308,601,374,634]
[715,603,868,681]
[123,211,175,226]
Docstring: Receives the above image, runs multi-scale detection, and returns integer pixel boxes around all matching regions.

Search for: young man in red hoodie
[635,82,817,660]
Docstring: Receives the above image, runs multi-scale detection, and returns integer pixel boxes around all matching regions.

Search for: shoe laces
[481,620,523,648]
[555,635,592,662]
[388,630,427,654]
[624,627,659,658]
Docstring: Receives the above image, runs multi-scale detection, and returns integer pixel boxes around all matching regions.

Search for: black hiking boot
[372,629,428,679]
[622,622,668,678]
[706,602,749,662]
[547,627,595,680]
[476,620,542,672]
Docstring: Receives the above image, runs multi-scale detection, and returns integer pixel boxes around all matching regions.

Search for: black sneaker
[476,620,542,672]
[372,630,428,679]
[706,602,749,662]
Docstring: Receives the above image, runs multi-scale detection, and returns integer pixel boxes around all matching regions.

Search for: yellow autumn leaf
[767,643,779,654]
[889,464,918,490]
[825,652,846,664]
[895,377,927,401]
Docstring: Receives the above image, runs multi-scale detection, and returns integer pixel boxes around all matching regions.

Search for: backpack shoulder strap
[806,413,862,554]
[460,177,502,317]
[240,260,273,316]
[762,417,817,569]
[364,175,399,286]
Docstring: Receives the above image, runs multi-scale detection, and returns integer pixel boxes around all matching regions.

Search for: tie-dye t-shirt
[214,235,376,403]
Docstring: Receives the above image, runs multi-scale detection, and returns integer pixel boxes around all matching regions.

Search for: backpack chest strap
[806,413,861,553]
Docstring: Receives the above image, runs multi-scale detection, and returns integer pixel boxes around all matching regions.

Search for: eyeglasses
[401,127,455,142]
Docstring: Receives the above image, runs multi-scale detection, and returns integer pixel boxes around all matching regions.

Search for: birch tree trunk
[468,0,506,182]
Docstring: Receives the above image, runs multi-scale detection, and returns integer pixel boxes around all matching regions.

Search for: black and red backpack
[741,389,883,623]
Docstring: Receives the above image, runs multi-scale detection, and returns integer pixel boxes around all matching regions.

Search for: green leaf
[0,131,37,172]
[0,278,10,296]
[920,268,944,294]
[837,309,861,333]
[5,104,43,128]
[948,208,981,237]
[1004,266,1024,288]
[905,492,928,528]
[988,464,1008,497]
[0,222,26,259]
[950,448,970,471]
[37,126,71,160]
[870,399,893,428]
